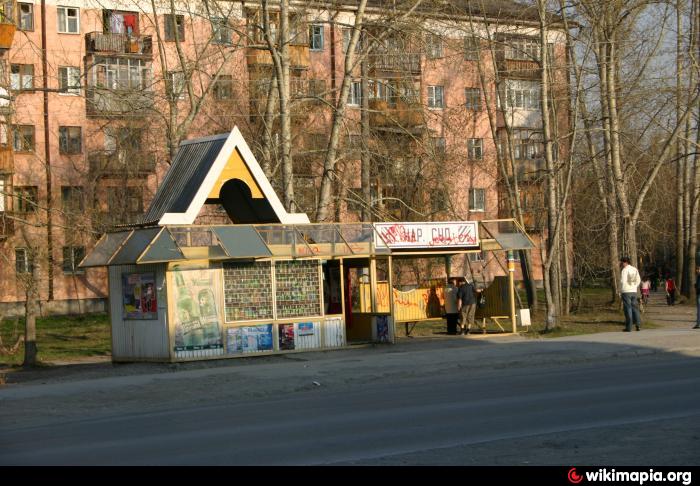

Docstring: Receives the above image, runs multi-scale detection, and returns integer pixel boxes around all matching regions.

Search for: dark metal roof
[141,134,229,225]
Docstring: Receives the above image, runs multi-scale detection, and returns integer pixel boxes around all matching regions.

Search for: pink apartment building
[0,0,570,314]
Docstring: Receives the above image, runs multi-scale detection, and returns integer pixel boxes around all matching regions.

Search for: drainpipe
[329,11,336,94]
[41,0,54,300]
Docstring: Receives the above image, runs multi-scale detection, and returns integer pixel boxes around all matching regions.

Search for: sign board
[375,222,479,249]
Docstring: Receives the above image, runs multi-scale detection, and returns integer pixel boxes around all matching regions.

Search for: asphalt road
[1,354,698,465]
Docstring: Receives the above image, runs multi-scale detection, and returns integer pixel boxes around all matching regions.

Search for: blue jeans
[622,293,641,330]
[696,295,700,327]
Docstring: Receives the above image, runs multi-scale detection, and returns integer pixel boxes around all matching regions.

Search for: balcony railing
[368,98,424,130]
[368,52,421,74]
[497,59,540,79]
[88,150,156,177]
[86,32,153,57]
[247,44,310,68]
[0,1,17,49]
[290,78,326,103]
[86,87,154,117]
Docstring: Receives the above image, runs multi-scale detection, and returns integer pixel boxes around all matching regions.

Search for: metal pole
[508,251,516,333]
[388,255,395,343]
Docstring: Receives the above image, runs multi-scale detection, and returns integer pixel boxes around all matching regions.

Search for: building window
[348,81,362,106]
[61,186,84,212]
[59,126,82,155]
[15,248,34,275]
[342,28,351,52]
[468,251,484,262]
[58,66,80,95]
[13,125,35,152]
[62,246,86,274]
[427,85,444,109]
[90,57,151,91]
[469,188,485,212]
[166,71,185,100]
[504,80,541,110]
[164,14,185,41]
[431,136,446,156]
[465,87,481,111]
[57,6,80,34]
[211,17,232,45]
[0,178,5,212]
[10,64,33,91]
[504,37,540,61]
[431,189,448,213]
[425,33,443,59]
[18,2,33,31]
[309,24,323,50]
[467,138,483,160]
[512,129,543,160]
[464,36,480,60]
[107,186,143,213]
[103,10,140,35]
[14,186,38,213]
[213,75,233,100]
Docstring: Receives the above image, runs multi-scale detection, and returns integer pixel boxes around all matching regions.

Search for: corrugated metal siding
[294,321,321,350]
[142,136,227,224]
[174,348,225,360]
[109,264,170,360]
[323,317,345,348]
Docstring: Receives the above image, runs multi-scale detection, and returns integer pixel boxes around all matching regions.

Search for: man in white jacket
[620,256,642,332]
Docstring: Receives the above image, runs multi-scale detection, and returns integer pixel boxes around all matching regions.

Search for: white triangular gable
[158,127,310,225]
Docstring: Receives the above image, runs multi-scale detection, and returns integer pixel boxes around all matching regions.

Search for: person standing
[457,276,477,335]
[444,277,460,335]
[619,257,642,332]
[640,276,651,305]
[665,275,677,306]
[694,267,700,329]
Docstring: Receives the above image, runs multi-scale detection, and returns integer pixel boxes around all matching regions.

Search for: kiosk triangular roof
[142,127,310,226]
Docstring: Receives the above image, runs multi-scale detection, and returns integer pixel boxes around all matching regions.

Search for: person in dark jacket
[457,277,477,335]
[694,267,700,329]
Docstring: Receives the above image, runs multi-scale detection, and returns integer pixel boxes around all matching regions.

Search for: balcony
[247,45,310,69]
[368,98,424,131]
[497,59,540,79]
[0,22,15,50]
[86,87,154,118]
[88,150,156,177]
[86,32,153,57]
[368,52,421,75]
[0,1,16,50]
[290,78,326,103]
[0,146,13,173]
[513,159,545,181]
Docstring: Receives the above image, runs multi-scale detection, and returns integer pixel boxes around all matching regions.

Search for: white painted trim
[158,126,310,226]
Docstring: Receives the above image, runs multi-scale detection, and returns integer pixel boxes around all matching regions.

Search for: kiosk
[81,128,535,362]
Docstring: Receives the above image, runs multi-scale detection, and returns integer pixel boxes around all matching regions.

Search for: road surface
[1,353,698,465]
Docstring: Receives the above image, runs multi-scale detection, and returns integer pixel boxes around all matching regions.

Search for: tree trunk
[360,57,371,222]
[316,0,368,222]
[22,278,38,368]
[539,0,559,330]
[676,0,687,294]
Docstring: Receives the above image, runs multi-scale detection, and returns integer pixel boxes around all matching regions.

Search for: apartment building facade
[0,0,569,313]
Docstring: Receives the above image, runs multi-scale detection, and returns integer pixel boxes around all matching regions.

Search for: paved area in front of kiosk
[1,308,699,465]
